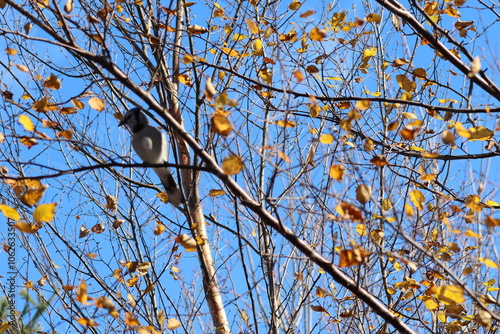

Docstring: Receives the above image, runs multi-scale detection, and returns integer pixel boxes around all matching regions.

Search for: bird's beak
[118,118,126,126]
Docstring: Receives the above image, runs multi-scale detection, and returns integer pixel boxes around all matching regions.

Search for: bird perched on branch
[119,107,183,207]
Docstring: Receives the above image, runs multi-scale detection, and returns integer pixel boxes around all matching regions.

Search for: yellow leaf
[166,318,181,330]
[18,115,35,131]
[245,18,259,34]
[356,99,371,110]
[435,285,465,305]
[211,112,232,136]
[356,224,367,236]
[252,38,263,56]
[463,229,480,238]
[88,97,105,112]
[33,203,57,223]
[422,296,439,310]
[275,120,296,128]
[0,204,21,221]
[309,27,326,41]
[222,154,244,175]
[409,189,425,210]
[319,134,334,144]
[15,222,38,233]
[71,98,85,109]
[381,198,392,211]
[221,47,240,57]
[209,189,226,197]
[363,47,377,57]
[478,257,499,269]
[0,322,10,332]
[468,126,494,141]
[5,48,18,55]
[178,74,193,87]
[455,121,470,138]
[258,68,272,84]
[329,164,345,181]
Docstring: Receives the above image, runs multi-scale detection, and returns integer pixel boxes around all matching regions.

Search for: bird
[119,107,183,207]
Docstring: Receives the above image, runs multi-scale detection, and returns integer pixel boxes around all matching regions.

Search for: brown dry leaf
[356,184,372,204]
[16,64,30,73]
[370,155,388,166]
[442,129,456,146]
[178,74,193,87]
[339,248,369,267]
[60,107,77,114]
[211,112,232,136]
[125,312,140,327]
[309,27,326,41]
[288,1,301,10]
[91,223,105,234]
[336,202,365,223]
[19,184,47,207]
[57,129,74,140]
[222,154,244,175]
[32,97,58,113]
[42,74,62,90]
[79,225,91,238]
[76,318,99,327]
[305,65,319,73]
[104,195,117,212]
[187,25,208,35]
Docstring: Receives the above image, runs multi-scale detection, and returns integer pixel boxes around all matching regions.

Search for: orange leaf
[339,249,369,267]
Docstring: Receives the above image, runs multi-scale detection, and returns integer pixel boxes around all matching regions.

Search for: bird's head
[119,107,149,132]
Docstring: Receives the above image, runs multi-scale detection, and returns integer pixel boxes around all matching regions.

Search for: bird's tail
[154,167,183,207]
